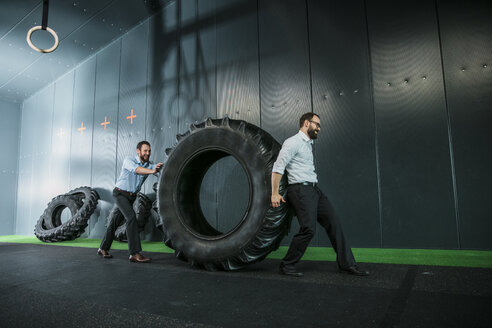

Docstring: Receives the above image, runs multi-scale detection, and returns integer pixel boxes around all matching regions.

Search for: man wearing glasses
[271,112,369,277]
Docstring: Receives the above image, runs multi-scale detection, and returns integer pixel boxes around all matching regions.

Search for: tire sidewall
[159,125,270,261]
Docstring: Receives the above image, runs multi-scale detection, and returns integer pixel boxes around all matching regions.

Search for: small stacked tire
[34,186,99,242]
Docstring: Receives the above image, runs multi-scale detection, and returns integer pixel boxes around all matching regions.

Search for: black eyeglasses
[309,120,321,128]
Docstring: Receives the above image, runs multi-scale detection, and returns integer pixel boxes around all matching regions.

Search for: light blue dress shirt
[272,130,318,184]
[115,155,157,193]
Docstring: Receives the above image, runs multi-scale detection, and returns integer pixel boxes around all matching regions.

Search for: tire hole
[200,155,250,235]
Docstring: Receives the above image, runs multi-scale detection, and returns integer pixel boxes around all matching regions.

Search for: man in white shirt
[271,113,369,277]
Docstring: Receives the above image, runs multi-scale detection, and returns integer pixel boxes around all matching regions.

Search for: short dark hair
[299,112,320,128]
[137,141,150,150]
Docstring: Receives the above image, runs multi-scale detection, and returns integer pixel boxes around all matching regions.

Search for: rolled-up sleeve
[122,158,139,173]
[272,139,297,174]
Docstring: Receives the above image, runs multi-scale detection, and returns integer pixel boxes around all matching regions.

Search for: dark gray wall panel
[12,0,491,249]
[89,41,121,238]
[308,0,380,247]
[146,3,180,197]
[0,100,20,235]
[216,156,250,233]
[178,0,219,227]
[70,58,96,189]
[438,0,492,249]
[366,0,457,248]
[117,22,149,180]
[29,86,54,227]
[258,0,311,246]
[258,0,311,142]
[178,0,217,131]
[215,0,260,231]
[216,0,260,124]
[50,72,75,196]
[16,98,36,235]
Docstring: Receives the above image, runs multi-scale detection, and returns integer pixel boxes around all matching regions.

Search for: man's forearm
[135,166,155,175]
[271,172,282,195]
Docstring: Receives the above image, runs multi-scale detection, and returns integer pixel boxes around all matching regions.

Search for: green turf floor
[1,235,491,268]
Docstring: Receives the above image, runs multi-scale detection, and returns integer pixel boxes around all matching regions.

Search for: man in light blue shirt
[272,112,369,277]
[98,141,163,263]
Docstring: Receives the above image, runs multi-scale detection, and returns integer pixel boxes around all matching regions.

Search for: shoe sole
[129,259,151,263]
[339,270,369,276]
[279,269,303,277]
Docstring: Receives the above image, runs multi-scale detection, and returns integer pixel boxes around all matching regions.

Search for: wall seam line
[434,0,461,248]
[363,0,384,248]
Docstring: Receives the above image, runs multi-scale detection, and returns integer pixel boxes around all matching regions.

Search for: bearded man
[98,141,163,263]
[271,113,369,277]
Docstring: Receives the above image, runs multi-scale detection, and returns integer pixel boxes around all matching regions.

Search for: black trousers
[99,188,141,255]
[281,184,356,270]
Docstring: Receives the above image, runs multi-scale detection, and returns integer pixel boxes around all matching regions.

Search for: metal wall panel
[178,0,219,227]
[12,0,491,250]
[50,71,74,196]
[308,0,380,247]
[70,58,96,189]
[366,0,457,248]
[0,100,20,235]
[438,0,492,249]
[178,0,217,131]
[29,85,55,231]
[89,41,121,238]
[146,3,180,199]
[16,97,36,235]
[258,0,311,142]
[258,0,311,245]
[215,0,260,231]
[117,22,149,179]
[216,0,260,124]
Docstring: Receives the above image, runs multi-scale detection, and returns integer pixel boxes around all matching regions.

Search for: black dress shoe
[340,266,370,276]
[279,265,303,277]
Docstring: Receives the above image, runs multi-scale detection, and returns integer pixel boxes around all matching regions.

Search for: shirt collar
[135,155,147,166]
[298,130,313,144]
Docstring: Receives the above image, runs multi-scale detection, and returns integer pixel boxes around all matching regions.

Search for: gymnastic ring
[26,25,59,53]
[158,117,293,271]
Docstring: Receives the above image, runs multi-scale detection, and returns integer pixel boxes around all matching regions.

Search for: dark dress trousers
[281,183,356,270]
[100,188,141,255]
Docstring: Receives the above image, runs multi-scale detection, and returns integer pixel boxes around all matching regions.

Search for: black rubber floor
[1,243,491,327]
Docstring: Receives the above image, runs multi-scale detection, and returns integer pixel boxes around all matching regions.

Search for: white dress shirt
[272,130,318,184]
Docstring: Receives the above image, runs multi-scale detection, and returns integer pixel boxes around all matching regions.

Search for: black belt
[290,182,317,187]
[114,187,137,197]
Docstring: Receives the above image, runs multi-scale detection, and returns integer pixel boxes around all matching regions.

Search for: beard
[139,154,150,163]
[307,127,318,139]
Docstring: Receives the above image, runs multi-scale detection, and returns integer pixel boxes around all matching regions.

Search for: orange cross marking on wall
[101,116,110,129]
[126,109,136,125]
[57,128,64,137]
[78,122,86,135]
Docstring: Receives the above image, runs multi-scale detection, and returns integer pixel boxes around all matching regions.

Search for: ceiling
[0,0,170,105]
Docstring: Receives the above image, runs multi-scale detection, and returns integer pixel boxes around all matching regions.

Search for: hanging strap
[41,0,49,30]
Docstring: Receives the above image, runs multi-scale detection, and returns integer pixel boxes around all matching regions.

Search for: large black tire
[158,117,292,271]
[112,193,153,242]
[34,186,99,242]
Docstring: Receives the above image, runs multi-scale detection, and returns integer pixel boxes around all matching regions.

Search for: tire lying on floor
[158,117,292,271]
[34,186,99,242]
[112,193,152,242]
